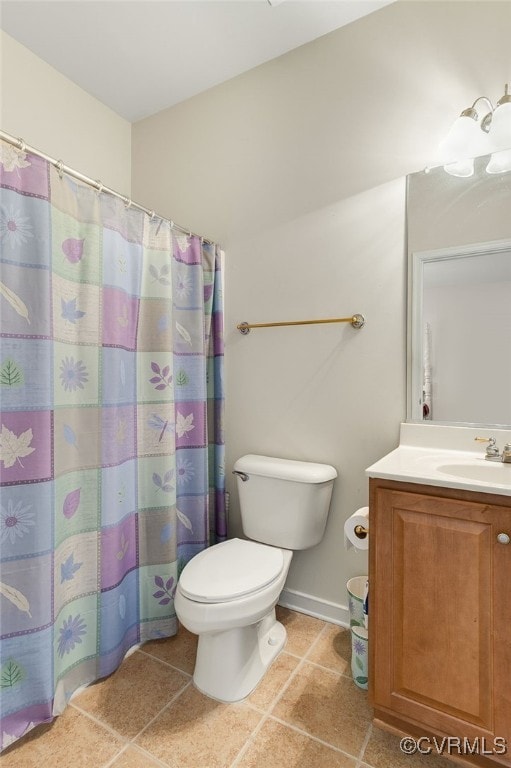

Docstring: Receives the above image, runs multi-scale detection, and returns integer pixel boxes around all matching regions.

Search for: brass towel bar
[237,313,365,335]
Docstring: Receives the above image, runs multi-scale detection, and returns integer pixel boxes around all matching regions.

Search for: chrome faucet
[475,437,511,463]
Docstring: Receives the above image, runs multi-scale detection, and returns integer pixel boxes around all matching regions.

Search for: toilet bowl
[174,538,293,702]
[174,454,337,703]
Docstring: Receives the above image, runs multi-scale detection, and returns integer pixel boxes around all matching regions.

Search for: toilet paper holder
[354,524,369,539]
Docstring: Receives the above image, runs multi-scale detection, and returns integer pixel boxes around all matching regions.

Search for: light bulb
[438,113,485,168]
[486,148,511,174]
[486,99,511,173]
[488,98,511,153]
[443,158,474,178]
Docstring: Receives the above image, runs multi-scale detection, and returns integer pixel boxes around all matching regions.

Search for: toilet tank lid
[233,454,337,483]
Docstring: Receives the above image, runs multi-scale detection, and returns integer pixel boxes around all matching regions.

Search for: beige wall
[132,0,511,622]
[0,30,131,192]
[1,0,509,620]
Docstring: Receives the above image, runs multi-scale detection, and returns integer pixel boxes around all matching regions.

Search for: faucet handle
[475,436,500,456]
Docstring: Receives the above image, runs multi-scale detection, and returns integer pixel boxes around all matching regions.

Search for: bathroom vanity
[366,425,511,767]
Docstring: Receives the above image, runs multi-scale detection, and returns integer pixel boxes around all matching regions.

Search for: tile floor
[0,607,453,768]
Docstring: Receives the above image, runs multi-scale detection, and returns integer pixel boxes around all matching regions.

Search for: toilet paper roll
[344,507,369,551]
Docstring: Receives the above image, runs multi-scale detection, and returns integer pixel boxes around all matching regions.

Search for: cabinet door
[371,486,510,746]
[493,513,511,750]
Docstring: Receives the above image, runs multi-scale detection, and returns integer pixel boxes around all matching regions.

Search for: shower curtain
[0,139,225,750]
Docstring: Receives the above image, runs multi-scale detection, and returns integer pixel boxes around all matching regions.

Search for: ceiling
[0,0,392,122]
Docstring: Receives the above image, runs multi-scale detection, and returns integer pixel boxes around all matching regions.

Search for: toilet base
[192,609,286,702]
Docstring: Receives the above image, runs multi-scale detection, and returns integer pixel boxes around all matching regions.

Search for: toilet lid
[179,538,285,603]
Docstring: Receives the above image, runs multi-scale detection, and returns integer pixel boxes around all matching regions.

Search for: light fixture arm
[460,96,494,132]
[469,95,494,114]
[496,83,511,106]
[463,86,510,132]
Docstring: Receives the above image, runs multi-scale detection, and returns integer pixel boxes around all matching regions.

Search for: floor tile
[1,609,374,768]
[306,623,351,675]
[0,706,123,768]
[272,660,372,757]
[276,606,326,657]
[141,626,198,675]
[247,652,300,710]
[135,684,263,768]
[236,718,358,768]
[72,649,190,739]
[108,744,166,767]
[362,726,454,768]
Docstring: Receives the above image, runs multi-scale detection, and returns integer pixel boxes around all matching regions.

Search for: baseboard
[278,587,349,627]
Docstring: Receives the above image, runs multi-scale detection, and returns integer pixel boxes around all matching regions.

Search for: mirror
[407,153,511,427]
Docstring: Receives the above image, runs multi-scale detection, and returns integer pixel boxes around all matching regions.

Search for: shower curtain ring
[56,160,64,178]
[17,138,26,152]
[95,180,104,195]
[170,220,175,229]
[149,210,155,220]
[124,197,132,209]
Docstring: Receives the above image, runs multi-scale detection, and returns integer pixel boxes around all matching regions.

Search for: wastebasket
[351,625,368,690]
[347,576,369,690]
[346,575,367,627]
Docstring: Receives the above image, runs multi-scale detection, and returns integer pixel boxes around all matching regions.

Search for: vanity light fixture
[439,84,511,177]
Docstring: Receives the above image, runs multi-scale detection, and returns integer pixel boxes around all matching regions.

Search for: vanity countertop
[366,423,511,497]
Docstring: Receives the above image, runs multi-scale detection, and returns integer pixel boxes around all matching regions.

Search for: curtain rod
[0,129,215,246]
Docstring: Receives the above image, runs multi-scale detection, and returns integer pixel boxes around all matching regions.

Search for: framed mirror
[409,239,511,425]
[407,153,511,427]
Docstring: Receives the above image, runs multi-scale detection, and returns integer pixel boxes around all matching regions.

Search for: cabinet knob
[497,532,510,545]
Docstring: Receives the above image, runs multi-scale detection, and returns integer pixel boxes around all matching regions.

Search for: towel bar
[237,313,365,334]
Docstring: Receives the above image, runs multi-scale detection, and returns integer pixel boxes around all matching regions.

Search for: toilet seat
[178,538,285,603]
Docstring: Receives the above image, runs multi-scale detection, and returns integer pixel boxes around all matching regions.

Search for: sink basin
[366,424,511,496]
[438,462,511,484]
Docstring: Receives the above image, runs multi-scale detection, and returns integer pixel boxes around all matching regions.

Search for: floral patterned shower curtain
[0,139,225,750]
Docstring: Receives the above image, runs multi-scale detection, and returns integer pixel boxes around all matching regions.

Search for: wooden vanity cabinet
[369,479,511,767]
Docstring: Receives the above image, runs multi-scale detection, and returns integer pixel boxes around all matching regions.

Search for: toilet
[174,454,337,702]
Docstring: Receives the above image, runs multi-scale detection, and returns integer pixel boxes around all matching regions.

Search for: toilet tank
[233,455,337,550]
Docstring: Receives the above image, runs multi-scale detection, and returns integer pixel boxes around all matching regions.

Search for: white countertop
[366,423,511,497]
